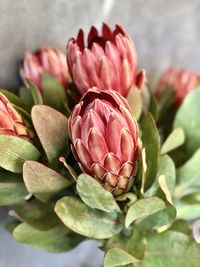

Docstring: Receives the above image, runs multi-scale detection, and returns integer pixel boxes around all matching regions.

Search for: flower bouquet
[1,24,200,267]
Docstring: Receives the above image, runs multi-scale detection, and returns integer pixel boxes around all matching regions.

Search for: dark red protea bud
[67,23,144,97]
[0,93,31,141]
[156,68,199,106]
[68,88,140,196]
[20,47,68,90]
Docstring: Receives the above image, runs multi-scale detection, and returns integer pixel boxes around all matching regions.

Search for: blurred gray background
[1,0,200,266]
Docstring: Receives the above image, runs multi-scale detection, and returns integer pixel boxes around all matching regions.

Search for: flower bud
[0,93,31,141]
[156,68,199,106]
[20,47,68,90]
[67,23,144,97]
[68,88,140,196]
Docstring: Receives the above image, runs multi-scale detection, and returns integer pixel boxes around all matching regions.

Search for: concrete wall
[1,0,200,266]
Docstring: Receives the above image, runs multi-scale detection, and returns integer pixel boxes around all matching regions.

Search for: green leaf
[104,248,139,267]
[0,89,27,109]
[127,86,143,120]
[125,196,166,228]
[161,127,185,155]
[9,199,59,230]
[13,223,82,253]
[27,80,43,105]
[19,86,34,112]
[175,149,200,198]
[42,73,67,112]
[149,95,158,121]
[31,105,69,167]
[174,88,200,156]
[141,113,160,190]
[76,174,121,213]
[0,170,28,205]
[0,135,40,173]
[175,199,200,220]
[158,86,175,122]
[169,219,191,235]
[54,197,122,239]
[146,155,176,197]
[138,202,176,230]
[106,228,146,261]
[134,231,200,267]
[23,161,73,203]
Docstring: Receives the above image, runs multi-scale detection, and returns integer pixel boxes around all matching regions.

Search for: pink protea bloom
[67,23,144,97]
[20,47,68,90]
[157,68,199,106]
[68,88,140,196]
[0,93,31,141]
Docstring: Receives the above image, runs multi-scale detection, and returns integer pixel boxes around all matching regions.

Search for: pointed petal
[90,98,111,122]
[71,115,82,142]
[88,128,108,164]
[103,152,121,173]
[116,176,129,189]
[123,37,138,69]
[75,139,93,171]
[115,34,127,56]
[119,105,138,142]
[105,41,121,83]
[136,70,146,89]
[0,128,16,135]
[72,53,90,93]
[106,113,122,155]
[104,173,119,187]
[102,23,114,41]
[6,103,23,122]
[88,26,98,48]
[67,40,80,74]
[91,43,104,63]
[120,128,134,162]
[118,162,133,176]
[82,48,101,87]
[77,29,85,51]
[71,144,80,163]
[99,56,116,89]
[0,110,14,129]
[70,101,83,125]
[81,109,105,145]
[92,163,107,180]
[121,58,132,95]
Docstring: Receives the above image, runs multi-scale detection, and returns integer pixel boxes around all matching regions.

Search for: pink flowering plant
[0,24,200,267]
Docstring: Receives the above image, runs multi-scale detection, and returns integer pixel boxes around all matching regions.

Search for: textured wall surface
[1,0,200,266]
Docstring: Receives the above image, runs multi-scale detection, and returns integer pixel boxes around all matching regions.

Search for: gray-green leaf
[104,248,139,267]
[0,135,40,173]
[141,113,160,190]
[23,161,73,202]
[135,231,200,267]
[76,174,121,213]
[125,196,166,228]
[174,87,200,156]
[13,223,82,253]
[161,127,185,155]
[0,170,28,205]
[54,197,122,239]
[31,105,69,167]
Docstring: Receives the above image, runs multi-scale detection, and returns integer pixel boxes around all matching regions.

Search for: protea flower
[156,68,199,106]
[68,88,140,196]
[0,93,31,141]
[20,47,68,90]
[67,23,144,97]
